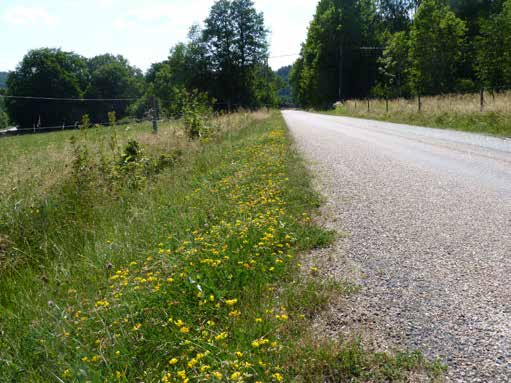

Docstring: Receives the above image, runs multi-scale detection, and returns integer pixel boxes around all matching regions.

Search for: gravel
[283,111,511,382]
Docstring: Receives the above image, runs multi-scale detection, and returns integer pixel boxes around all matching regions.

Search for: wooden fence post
[418,94,422,112]
[480,88,484,112]
[152,96,158,135]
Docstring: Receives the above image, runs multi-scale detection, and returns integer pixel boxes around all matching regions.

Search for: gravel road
[282,111,511,382]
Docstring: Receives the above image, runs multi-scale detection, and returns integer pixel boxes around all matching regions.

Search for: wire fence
[9,117,163,133]
[0,92,279,138]
[341,86,511,115]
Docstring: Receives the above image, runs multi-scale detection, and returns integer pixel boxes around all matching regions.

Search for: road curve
[283,111,511,382]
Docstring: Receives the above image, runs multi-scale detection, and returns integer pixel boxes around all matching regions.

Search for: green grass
[0,112,444,382]
[326,96,511,137]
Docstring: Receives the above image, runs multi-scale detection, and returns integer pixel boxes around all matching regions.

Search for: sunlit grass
[0,111,444,382]
[329,91,511,136]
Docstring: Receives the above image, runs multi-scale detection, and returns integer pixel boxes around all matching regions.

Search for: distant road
[283,111,511,382]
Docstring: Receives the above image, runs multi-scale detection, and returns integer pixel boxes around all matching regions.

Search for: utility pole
[338,37,344,101]
[266,55,271,109]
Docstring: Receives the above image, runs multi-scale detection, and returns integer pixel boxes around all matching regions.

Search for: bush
[180,89,214,140]
[0,111,8,129]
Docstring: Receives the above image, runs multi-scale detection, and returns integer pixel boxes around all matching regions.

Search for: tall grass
[330,91,511,136]
[0,112,444,382]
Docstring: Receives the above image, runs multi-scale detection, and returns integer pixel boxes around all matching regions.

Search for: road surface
[282,111,511,382]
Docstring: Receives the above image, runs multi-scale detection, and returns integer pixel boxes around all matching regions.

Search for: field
[329,91,511,137]
[0,112,443,382]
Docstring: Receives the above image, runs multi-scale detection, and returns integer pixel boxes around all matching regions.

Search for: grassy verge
[0,112,444,382]
[327,94,511,137]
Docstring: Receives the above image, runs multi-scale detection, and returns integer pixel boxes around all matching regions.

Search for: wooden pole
[386,98,389,113]
[480,88,484,112]
[338,38,344,101]
[152,96,158,135]
[418,93,422,112]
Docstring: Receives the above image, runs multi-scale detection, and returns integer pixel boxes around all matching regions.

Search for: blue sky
[0,0,317,72]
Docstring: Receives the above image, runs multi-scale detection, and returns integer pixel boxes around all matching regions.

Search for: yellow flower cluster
[56,127,305,382]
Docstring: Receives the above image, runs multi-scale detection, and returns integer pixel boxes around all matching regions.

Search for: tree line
[2,0,281,130]
[290,0,511,108]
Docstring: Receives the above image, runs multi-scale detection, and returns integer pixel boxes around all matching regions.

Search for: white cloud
[3,6,58,26]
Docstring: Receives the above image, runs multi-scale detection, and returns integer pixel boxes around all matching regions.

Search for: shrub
[180,89,214,140]
[0,111,8,129]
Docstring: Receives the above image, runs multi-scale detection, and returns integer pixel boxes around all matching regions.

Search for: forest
[2,0,510,130]
[1,0,282,130]
[290,0,511,108]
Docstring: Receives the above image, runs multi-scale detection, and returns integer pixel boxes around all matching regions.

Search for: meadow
[330,91,511,137]
[0,112,444,382]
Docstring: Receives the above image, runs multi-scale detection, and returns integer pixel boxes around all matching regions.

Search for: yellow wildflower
[225,299,238,306]
[229,310,241,318]
[94,300,109,308]
[169,357,179,365]
[200,365,211,373]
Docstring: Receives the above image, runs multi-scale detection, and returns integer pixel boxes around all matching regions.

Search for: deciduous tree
[408,0,466,94]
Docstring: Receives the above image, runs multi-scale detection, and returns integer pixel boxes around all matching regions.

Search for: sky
[0,0,317,72]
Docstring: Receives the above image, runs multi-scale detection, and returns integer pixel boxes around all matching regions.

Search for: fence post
[152,96,158,135]
[418,93,422,112]
[367,98,370,112]
[480,88,484,112]
[386,97,389,113]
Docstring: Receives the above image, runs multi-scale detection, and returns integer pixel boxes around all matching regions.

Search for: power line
[0,95,138,101]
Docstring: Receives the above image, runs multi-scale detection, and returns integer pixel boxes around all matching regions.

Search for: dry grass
[346,90,511,115]
[331,91,511,136]
[0,113,261,199]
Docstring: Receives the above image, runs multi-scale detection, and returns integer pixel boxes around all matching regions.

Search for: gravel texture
[283,111,511,382]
